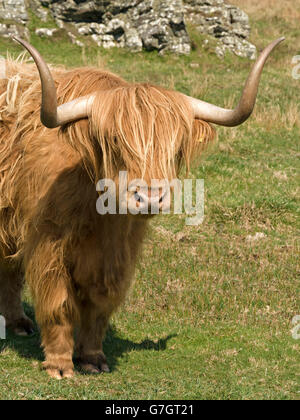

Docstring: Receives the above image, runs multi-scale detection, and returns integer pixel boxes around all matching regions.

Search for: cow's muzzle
[128,186,170,215]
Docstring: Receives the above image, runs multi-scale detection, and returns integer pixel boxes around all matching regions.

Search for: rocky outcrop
[0,0,29,39]
[39,0,191,55]
[183,0,257,59]
[0,0,28,24]
[0,0,256,59]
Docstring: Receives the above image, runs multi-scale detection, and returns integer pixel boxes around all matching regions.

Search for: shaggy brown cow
[0,37,283,379]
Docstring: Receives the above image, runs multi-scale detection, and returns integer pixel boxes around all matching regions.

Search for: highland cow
[0,37,284,379]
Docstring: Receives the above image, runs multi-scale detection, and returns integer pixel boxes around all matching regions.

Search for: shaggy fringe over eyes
[1,59,215,187]
[89,84,215,181]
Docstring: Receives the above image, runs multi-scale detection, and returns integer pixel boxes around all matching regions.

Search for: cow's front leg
[76,302,112,374]
[41,321,75,379]
[25,237,77,379]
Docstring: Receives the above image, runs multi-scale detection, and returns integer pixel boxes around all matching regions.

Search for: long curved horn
[186,37,285,127]
[12,36,94,128]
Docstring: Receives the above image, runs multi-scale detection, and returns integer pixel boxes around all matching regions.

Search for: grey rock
[77,25,91,36]
[0,22,29,39]
[91,34,102,47]
[0,0,29,40]
[124,28,143,52]
[67,31,85,48]
[183,0,256,59]
[216,36,257,60]
[130,0,191,54]
[0,23,19,38]
[0,0,28,24]
[29,0,49,22]
[39,0,190,55]
[35,27,58,37]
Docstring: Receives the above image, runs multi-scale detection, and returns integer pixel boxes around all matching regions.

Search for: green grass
[0,6,299,400]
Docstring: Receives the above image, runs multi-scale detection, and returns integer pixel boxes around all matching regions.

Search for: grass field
[0,1,299,400]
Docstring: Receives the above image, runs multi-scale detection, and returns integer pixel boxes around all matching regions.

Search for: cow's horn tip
[11,35,23,45]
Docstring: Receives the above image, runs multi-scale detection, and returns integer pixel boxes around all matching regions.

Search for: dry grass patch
[252,102,300,131]
[228,0,300,22]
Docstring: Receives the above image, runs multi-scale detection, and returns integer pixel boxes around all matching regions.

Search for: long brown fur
[0,56,214,378]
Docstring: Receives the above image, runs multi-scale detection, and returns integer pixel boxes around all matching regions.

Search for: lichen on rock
[0,0,29,39]
[61,0,191,55]
[183,0,257,59]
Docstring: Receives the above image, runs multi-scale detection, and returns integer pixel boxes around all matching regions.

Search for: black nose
[159,191,166,203]
[134,189,167,209]
[134,192,145,204]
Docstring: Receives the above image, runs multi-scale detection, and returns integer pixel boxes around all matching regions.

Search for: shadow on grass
[103,326,176,374]
[0,302,176,373]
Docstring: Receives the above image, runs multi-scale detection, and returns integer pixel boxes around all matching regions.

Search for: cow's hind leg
[0,261,34,336]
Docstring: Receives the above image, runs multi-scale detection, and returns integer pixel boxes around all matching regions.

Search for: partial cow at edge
[0,37,284,379]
